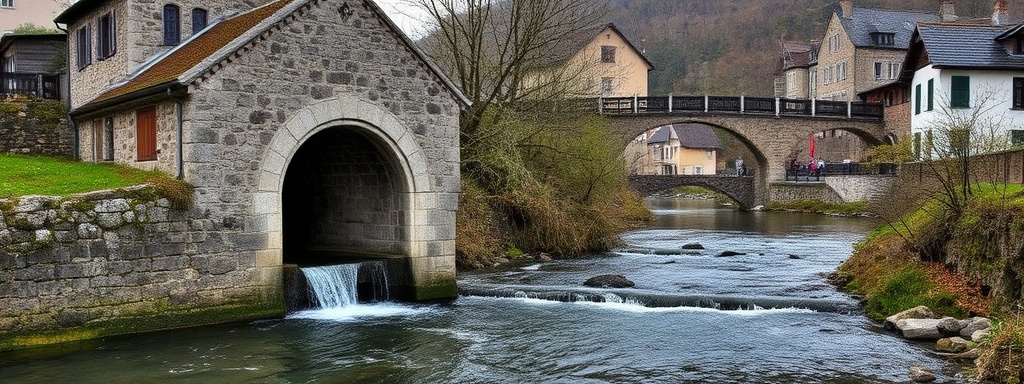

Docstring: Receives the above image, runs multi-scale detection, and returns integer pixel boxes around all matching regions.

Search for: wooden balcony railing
[1,72,61,100]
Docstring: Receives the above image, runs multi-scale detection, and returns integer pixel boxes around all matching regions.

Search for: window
[1011,130,1024,146]
[103,117,114,161]
[600,77,613,95]
[1016,39,1024,55]
[164,5,181,45]
[888,63,901,79]
[828,35,838,53]
[839,62,847,81]
[600,46,616,63]
[0,0,13,8]
[951,75,971,108]
[824,67,831,84]
[97,11,116,60]
[192,8,208,34]
[1014,77,1024,109]
[706,150,713,159]
[76,25,92,70]
[872,32,895,46]
[915,84,922,115]
[927,79,934,111]
[136,107,158,161]
[874,62,883,79]
[695,166,703,175]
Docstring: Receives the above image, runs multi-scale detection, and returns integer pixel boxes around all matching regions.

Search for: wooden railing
[1,73,61,100]
[591,95,883,119]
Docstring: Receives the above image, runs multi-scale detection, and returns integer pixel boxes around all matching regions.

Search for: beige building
[627,124,722,175]
[778,0,940,101]
[1,0,71,34]
[523,23,652,98]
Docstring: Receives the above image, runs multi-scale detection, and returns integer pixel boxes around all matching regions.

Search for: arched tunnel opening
[281,126,413,310]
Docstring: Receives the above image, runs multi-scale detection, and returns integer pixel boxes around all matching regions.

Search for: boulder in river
[937,317,968,335]
[884,306,938,330]
[935,337,973,353]
[584,275,635,288]
[681,243,705,250]
[895,318,945,340]
[960,317,992,339]
[717,251,746,257]
[909,366,936,383]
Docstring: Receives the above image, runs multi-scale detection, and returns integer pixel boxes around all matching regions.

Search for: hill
[606,0,1024,96]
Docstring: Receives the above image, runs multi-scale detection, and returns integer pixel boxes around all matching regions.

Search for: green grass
[862,265,966,320]
[0,153,180,198]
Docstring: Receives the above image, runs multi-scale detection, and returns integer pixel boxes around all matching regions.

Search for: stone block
[96,213,124,229]
[94,199,130,213]
[77,223,102,239]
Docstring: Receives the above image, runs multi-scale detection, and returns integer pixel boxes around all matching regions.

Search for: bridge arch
[628,175,755,209]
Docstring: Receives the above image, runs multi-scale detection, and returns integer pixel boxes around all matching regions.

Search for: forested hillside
[606,0,1024,96]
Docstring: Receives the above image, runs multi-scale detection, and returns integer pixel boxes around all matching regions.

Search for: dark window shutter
[192,8,208,34]
[951,76,971,108]
[1014,78,1024,109]
[927,79,934,111]
[915,84,921,115]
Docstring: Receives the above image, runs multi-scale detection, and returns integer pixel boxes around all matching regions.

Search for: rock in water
[895,319,945,340]
[583,275,635,288]
[884,306,938,330]
[909,366,936,383]
[717,251,746,257]
[935,337,972,353]
[960,317,992,339]
[681,243,705,250]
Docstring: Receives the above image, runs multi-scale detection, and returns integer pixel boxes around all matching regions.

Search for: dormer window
[1015,38,1024,54]
[872,32,895,46]
[192,8,208,34]
[163,4,181,45]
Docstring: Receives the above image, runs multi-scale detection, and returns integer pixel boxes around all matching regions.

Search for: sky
[374,0,434,39]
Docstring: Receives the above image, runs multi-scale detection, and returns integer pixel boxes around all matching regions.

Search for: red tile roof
[83,0,296,108]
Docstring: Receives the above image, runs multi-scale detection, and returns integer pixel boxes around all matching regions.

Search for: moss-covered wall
[0,186,285,351]
[0,99,73,157]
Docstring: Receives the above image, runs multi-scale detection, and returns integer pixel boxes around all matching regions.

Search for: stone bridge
[629,175,755,208]
[598,96,891,206]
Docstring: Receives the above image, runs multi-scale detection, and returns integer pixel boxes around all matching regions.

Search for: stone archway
[253,96,455,302]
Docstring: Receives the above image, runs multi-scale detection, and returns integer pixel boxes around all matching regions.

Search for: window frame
[163,4,181,45]
[600,45,616,63]
[0,0,13,8]
[600,77,613,95]
[950,75,971,109]
[926,79,934,112]
[915,83,922,115]
[96,11,116,60]
[76,24,92,70]
[1013,77,1024,110]
[191,8,208,35]
[873,62,883,79]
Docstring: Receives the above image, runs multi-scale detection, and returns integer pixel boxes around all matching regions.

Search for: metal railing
[785,162,898,182]
[1,72,61,100]
[593,95,883,119]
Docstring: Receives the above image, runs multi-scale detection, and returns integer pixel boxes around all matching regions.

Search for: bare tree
[413,0,609,135]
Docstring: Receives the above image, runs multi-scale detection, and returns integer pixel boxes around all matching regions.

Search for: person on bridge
[817,158,825,176]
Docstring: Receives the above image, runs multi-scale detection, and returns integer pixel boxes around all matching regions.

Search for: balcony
[1,72,61,100]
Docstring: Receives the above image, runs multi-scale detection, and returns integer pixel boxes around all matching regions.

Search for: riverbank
[833,183,1024,382]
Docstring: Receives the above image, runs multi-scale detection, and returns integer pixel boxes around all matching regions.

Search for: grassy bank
[835,183,1024,382]
[0,153,192,206]
[767,200,870,216]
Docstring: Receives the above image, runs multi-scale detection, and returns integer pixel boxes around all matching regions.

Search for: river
[1,198,964,383]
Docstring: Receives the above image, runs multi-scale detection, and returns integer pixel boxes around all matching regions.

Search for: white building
[904,22,1024,159]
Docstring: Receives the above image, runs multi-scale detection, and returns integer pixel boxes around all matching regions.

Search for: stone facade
[0,100,73,156]
[768,182,844,204]
[814,13,857,101]
[825,175,897,202]
[628,175,755,209]
[0,186,283,350]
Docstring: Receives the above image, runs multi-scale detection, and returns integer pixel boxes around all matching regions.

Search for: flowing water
[1,198,966,383]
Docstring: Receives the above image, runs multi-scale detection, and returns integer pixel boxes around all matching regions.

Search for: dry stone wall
[0,100,73,156]
[0,186,283,350]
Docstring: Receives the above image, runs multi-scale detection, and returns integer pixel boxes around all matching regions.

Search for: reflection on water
[0,198,965,383]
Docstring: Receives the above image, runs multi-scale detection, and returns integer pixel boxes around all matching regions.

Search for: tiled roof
[647,124,722,149]
[782,42,816,69]
[917,22,1024,69]
[84,0,296,107]
[535,23,654,70]
[838,7,939,48]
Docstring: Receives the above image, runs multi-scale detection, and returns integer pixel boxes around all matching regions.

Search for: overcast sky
[374,0,433,38]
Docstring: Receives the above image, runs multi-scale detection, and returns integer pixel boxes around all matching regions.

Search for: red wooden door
[136,107,157,161]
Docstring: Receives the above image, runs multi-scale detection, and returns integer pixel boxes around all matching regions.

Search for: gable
[72,0,468,115]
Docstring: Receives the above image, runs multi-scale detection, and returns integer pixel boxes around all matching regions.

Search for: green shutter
[1012,130,1024,147]
[914,132,922,159]
[915,84,922,115]
[951,76,971,108]
[927,79,934,111]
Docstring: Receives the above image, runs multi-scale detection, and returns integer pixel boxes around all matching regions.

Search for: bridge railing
[785,162,898,182]
[595,95,883,119]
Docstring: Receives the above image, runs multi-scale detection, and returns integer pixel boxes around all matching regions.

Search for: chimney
[993,0,1009,25]
[840,0,853,19]
[940,1,958,22]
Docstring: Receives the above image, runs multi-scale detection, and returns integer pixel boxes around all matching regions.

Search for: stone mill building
[0,0,465,348]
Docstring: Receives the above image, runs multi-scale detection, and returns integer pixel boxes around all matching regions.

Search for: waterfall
[302,264,359,308]
[299,261,392,309]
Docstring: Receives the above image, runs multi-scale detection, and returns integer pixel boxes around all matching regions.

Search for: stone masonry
[0,186,282,350]
[0,100,73,156]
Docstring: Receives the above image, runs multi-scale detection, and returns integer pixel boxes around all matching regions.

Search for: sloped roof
[647,124,722,149]
[782,41,816,69]
[0,33,65,54]
[838,7,939,49]
[536,23,654,70]
[916,22,1024,69]
[73,0,470,114]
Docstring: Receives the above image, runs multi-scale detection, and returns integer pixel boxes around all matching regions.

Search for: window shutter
[927,79,934,111]
[110,10,116,55]
[951,76,970,108]
[1014,78,1024,109]
[915,84,921,115]
[136,107,158,161]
